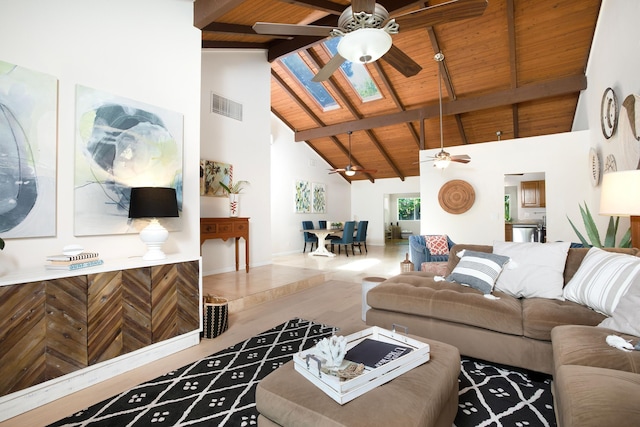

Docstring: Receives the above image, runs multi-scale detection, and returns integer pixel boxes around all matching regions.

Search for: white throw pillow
[598,281,640,336]
[563,247,640,316]
[493,241,571,300]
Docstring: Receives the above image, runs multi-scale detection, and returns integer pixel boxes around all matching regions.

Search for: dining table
[303,228,343,257]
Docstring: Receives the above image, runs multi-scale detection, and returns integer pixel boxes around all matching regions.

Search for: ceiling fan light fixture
[344,169,357,176]
[337,28,392,64]
[433,158,450,169]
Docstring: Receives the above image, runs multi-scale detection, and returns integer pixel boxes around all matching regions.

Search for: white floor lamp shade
[599,170,640,247]
[129,187,179,261]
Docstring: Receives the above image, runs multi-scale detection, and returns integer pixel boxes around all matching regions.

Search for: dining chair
[352,220,369,254]
[302,221,317,253]
[330,221,355,256]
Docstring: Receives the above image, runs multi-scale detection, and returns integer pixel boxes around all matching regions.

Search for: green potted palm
[219,180,249,217]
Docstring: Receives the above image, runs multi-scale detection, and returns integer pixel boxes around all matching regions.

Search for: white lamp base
[139,218,169,261]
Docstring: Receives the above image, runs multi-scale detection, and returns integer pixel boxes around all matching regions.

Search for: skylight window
[324,38,382,102]
[280,54,339,111]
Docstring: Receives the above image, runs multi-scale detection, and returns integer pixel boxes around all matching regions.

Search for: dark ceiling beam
[371,62,421,148]
[295,74,587,141]
[271,70,373,182]
[194,0,246,29]
[507,0,519,139]
[304,51,402,180]
[202,40,267,49]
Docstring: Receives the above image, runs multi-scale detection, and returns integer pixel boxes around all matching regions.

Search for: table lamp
[128,187,179,260]
[599,170,640,247]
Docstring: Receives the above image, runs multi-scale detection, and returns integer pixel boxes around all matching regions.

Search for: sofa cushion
[493,241,571,300]
[522,298,606,341]
[425,234,450,256]
[367,275,523,336]
[563,247,640,315]
[446,249,510,294]
[554,364,640,427]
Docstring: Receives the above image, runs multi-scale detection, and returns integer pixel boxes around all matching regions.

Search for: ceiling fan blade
[352,0,376,14]
[381,44,422,77]
[252,22,334,37]
[312,53,347,82]
[351,165,377,173]
[451,154,471,163]
[392,0,488,32]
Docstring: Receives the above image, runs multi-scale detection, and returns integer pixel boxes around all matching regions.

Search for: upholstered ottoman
[256,338,460,427]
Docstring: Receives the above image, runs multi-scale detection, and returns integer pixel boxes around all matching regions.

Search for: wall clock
[601,87,618,139]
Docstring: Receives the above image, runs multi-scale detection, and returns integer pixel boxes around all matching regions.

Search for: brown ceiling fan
[253,0,488,82]
[328,131,377,176]
[421,52,471,168]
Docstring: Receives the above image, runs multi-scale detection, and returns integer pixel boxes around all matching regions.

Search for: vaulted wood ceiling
[196,0,601,182]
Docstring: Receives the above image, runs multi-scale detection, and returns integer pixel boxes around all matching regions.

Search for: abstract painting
[74,85,183,236]
[295,180,311,213]
[0,60,57,238]
[312,182,326,213]
[200,160,232,197]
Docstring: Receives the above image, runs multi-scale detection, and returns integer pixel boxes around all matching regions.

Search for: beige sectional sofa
[366,242,640,425]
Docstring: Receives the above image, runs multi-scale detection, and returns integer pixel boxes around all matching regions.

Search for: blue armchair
[408,235,456,271]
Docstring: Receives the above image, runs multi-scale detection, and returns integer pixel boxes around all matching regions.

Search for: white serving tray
[293,326,430,404]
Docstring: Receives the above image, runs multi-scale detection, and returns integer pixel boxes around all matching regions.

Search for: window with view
[398,198,421,221]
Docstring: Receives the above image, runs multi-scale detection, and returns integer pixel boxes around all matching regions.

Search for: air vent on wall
[211,92,243,121]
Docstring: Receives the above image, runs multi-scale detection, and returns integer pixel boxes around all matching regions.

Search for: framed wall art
[312,182,326,214]
[74,84,184,236]
[200,159,232,197]
[295,180,311,213]
[0,59,57,239]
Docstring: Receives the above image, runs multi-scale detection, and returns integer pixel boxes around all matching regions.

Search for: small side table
[361,277,386,321]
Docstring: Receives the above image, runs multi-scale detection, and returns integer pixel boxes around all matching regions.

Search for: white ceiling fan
[422,52,471,168]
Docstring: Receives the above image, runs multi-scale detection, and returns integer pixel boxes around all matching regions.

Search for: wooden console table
[200,217,250,272]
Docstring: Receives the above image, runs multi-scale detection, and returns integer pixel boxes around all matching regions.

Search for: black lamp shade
[129,187,179,219]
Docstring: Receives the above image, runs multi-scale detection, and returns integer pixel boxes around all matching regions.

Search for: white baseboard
[0,331,200,422]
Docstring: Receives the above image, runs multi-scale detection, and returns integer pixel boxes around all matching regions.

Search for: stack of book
[45,252,103,270]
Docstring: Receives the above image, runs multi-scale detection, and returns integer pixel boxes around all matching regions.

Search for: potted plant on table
[219,180,250,217]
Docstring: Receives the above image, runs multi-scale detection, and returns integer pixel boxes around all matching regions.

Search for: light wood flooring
[3,242,409,427]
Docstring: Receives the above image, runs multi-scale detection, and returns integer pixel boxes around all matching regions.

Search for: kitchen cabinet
[505,223,513,241]
[521,180,546,208]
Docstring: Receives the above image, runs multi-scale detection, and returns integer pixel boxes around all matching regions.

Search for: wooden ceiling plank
[202,41,267,49]
[276,0,344,14]
[272,69,372,180]
[304,50,402,178]
[371,61,420,147]
[194,0,247,29]
[294,73,587,141]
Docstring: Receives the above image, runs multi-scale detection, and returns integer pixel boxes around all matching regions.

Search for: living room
[1,0,639,425]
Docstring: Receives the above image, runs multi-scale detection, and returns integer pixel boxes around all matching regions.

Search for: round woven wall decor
[438,179,475,214]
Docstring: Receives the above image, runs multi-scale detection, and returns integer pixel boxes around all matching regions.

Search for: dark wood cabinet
[521,180,546,208]
[0,260,199,397]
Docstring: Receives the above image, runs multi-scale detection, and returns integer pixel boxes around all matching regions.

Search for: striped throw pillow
[563,247,640,316]
[446,250,511,294]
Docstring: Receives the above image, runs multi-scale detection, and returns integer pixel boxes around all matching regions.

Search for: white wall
[200,50,272,274]
[352,177,421,245]
[270,115,352,256]
[0,0,202,271]
[419,131,591,245]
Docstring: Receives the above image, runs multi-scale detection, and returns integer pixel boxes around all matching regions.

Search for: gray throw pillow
[446,250,511,294]
[598,282,640,337]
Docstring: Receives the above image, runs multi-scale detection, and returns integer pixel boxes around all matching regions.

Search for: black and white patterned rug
[49,319,556,427]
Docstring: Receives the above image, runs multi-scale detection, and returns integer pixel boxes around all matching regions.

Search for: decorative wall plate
[438,179,475,214]
[589,148,600,187]
[601,87,618,139]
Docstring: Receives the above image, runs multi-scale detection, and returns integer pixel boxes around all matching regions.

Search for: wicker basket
[202,295,229,339]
